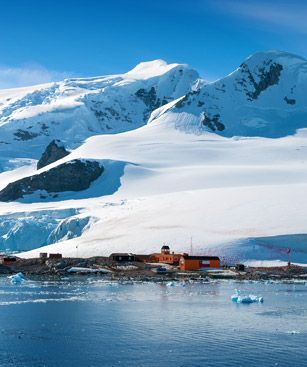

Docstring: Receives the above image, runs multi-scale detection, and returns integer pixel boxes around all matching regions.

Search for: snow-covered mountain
[151,51,307,137]
[1,51,307,265]
[0,59,198,170]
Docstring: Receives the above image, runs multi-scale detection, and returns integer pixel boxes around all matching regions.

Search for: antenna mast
[190,236,193,255]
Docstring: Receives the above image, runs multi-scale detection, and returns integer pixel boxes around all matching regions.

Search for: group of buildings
[1,246,221,272]
[0,253,63,265]
[110,245,221,271]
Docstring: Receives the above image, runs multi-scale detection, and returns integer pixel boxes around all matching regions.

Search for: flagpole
[287,248,291,269]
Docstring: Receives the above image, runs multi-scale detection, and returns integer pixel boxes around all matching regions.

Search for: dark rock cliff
[0,160,104,202]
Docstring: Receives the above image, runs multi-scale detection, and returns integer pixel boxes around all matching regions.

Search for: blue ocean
[0,277,306,366]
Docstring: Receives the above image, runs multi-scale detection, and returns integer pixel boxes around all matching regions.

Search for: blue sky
[1,0,307,87]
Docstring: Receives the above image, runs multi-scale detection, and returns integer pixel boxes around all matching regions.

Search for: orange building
[151,245,183,265]
[179,255,220,271]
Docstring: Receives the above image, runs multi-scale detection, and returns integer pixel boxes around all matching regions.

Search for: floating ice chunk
[8,272,26,284]
[231,289,263,304]
[231,289,240,302]
[166,281,175,287]
[237,295,263,304]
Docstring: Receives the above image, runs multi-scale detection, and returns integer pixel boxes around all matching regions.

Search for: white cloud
[0,63,71,89]
[216,0,307,34]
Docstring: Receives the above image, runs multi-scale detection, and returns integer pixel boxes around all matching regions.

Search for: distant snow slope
[1,51,307,264]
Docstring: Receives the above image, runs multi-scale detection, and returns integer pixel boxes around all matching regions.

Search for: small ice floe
[287,330,301,335]
[231,289,263,304]
[231,289,241,302]
[166,281,176,287]
[8,272,26,284]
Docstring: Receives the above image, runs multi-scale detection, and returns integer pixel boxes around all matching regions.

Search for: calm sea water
[0,277,306,367]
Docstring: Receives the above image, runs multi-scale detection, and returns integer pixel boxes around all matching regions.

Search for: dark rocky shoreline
[1,257,307,282]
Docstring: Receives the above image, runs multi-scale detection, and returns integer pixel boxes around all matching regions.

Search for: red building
[179,255,220,271]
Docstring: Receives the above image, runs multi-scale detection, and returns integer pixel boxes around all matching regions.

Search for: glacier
[0,209,94,252]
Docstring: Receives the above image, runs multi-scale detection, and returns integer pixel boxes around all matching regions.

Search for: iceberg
[231,289,241,302]
[8,272,26,284]
[231,289,263,304]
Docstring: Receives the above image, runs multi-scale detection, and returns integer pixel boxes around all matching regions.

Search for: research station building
[179,255,220,271]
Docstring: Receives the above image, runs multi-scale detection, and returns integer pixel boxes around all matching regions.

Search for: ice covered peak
[124,59,189,80]
[152,50,307,137]
[241,50,306,70]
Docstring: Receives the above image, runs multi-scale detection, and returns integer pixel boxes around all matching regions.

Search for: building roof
[181,255,220,260]
[161,245,170,249]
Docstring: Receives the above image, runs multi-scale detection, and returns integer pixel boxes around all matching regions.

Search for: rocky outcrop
[284,96,296,105]
[14,129,40,141]
[0,160,104,202]
[135,87,169,120]
[37,140,70,169]
[201,113,225,132]
[175,90,199,109]
[239,61,283,101]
